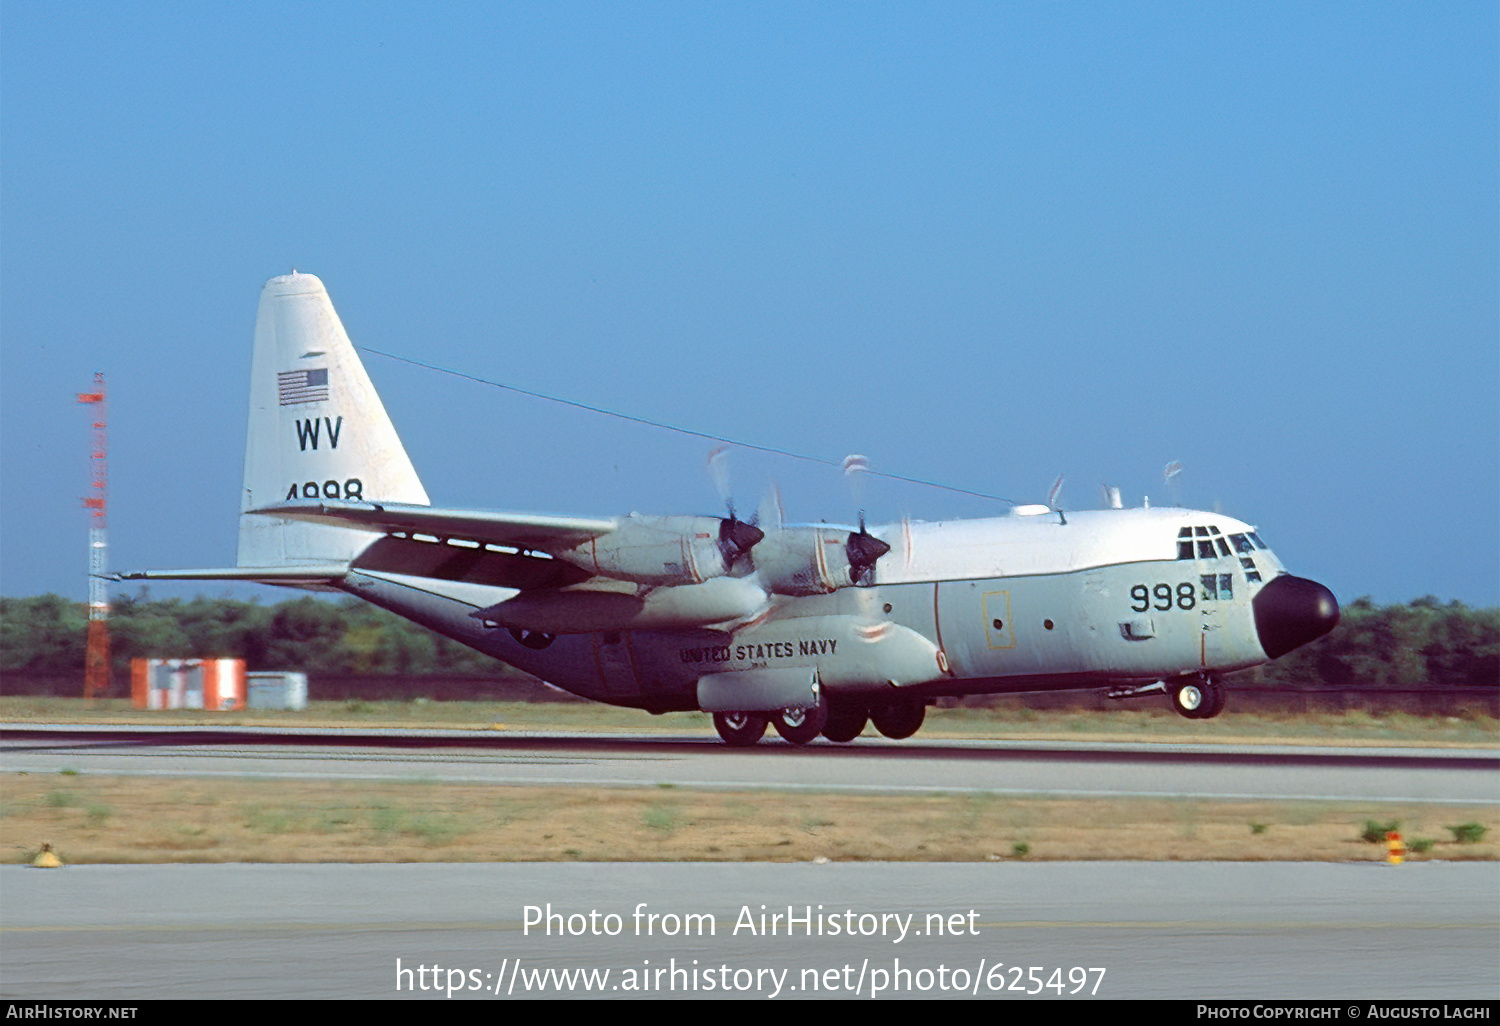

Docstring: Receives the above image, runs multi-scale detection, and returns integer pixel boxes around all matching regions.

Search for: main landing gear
[712,704,829,746]
[771,703,827,745]
[866,700,926,739]
[820,703,868,743]
[712,711,768,747]
[711,698,928,746]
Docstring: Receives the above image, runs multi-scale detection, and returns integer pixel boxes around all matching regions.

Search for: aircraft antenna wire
[361,347,1017,505]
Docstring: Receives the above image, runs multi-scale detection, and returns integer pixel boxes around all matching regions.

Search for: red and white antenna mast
[77,373,109,699]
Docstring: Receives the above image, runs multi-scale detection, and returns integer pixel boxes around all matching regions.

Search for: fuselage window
[1201,574,1236,600]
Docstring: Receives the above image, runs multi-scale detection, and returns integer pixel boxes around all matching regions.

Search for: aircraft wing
[113,504,619,594]
[249,500,618,551]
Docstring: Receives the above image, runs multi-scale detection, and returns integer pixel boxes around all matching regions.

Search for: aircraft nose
[1253,575,1341,659]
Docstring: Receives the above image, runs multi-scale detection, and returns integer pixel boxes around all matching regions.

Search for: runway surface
[2,861,1495,1000]
[3,724,1496,803]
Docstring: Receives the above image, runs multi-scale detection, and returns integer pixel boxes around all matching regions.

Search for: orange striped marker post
[1386,831,1404,865]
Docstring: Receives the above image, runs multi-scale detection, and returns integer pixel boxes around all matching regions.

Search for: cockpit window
[1179,526,1237,560]
[1248,532,1268,550]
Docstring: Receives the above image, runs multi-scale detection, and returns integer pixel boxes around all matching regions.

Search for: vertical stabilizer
[237,273,429,567]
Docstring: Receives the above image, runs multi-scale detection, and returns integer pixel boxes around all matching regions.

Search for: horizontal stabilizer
[251,500,617,551]
[111,565,349,589]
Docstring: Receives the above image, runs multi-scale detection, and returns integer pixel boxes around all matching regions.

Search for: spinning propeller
[842,455,891,587]
[707,447,763,570]
[703,449,891,594]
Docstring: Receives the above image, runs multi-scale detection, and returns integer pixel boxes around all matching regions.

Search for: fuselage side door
[592,631,640,699]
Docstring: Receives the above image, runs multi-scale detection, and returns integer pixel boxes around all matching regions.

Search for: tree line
[1,591,1496,691]
[0,591,501,682]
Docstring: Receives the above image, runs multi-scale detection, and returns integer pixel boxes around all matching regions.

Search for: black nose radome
[1254,575,1341,659]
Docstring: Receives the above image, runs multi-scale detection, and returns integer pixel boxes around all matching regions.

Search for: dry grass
[3,773,1493,865]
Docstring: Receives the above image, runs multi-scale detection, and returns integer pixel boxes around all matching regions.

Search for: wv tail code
[295,416,344,451]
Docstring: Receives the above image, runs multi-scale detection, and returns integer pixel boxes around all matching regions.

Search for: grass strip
[3,773,1494,865]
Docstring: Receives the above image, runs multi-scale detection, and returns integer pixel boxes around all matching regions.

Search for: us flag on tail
[278,368,329,405]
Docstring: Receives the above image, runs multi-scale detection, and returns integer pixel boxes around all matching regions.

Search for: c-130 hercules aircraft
[121,273,1341,745]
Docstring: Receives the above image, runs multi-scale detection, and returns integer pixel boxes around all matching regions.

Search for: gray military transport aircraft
[119,273,1341,745]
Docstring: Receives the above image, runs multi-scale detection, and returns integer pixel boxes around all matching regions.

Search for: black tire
[1171,679,1223,720]
[1198,681,1227,719]
[772,703,827,746]
[822,704,868,743]
[713,711,768,746]
[869,700,925,740]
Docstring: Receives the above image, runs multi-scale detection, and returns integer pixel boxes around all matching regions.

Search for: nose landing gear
[1170,676,1226,720]
[1108,675,1227,719]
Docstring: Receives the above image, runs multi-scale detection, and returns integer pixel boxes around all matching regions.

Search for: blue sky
[2,2,1496,607]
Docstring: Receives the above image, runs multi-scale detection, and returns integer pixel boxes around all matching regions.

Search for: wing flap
[350,535,592,590]
[249,500,617,551]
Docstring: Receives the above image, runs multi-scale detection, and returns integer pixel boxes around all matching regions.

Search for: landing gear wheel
[1198,681,1226,719]
[772,703,827,746]
[713,711,768,746]
[869,700,926,740]
[1171,678,1224,720]
[822,705,868,743]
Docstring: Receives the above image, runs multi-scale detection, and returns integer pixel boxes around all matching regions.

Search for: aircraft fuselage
[340,506,1330,716]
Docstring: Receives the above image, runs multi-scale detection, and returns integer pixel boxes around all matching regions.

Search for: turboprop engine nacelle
[752,526,891,596]
[471,575,770,633]
[556,513,763,587]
